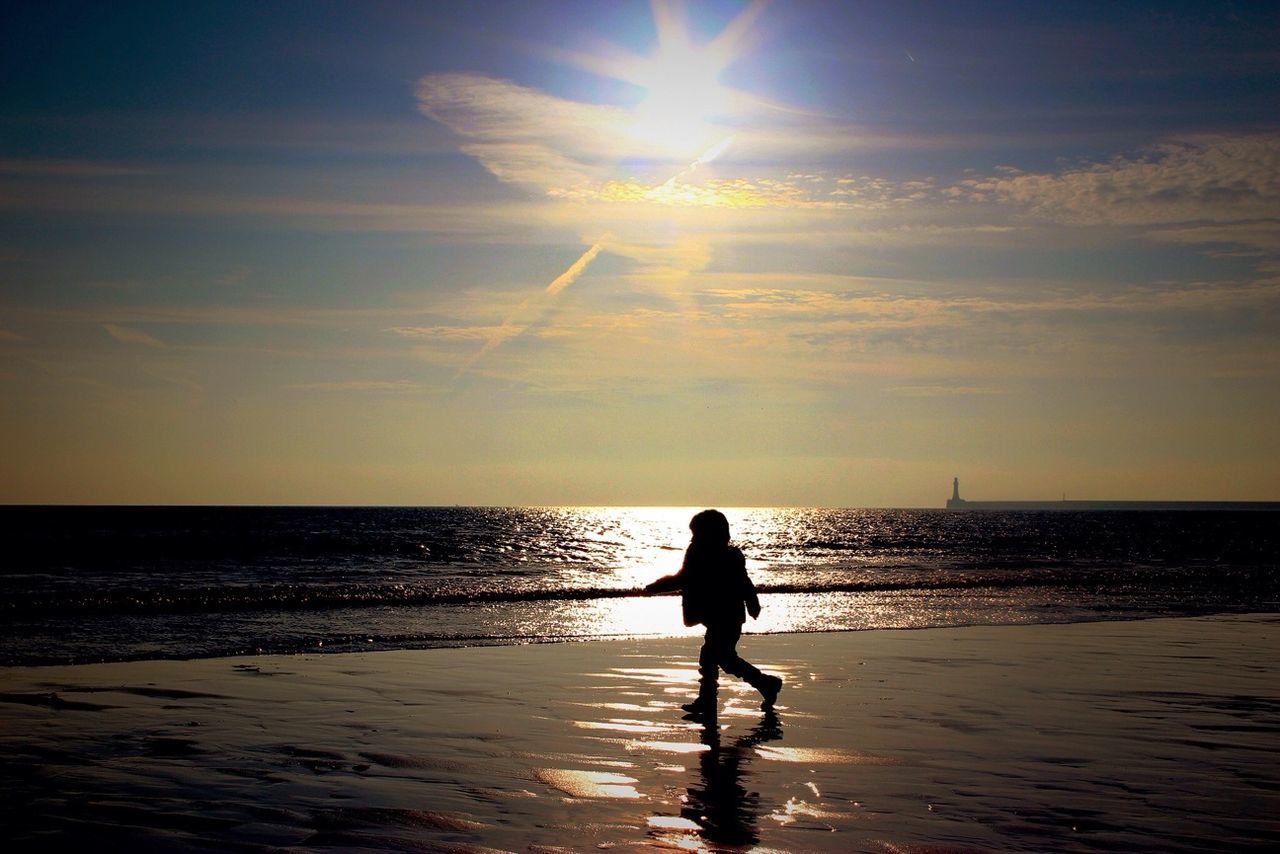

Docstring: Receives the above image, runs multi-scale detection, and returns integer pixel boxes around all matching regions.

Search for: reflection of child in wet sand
[644,509,782,717]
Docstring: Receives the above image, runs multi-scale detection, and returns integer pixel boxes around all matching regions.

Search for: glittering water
[1,506,1276,664]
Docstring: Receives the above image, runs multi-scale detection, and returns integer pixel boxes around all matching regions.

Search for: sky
[2,0,1278,507]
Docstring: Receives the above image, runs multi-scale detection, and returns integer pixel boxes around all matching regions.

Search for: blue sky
[2,1,1278,505]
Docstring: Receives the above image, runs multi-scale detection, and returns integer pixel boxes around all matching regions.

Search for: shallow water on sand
[0,616,1277,850]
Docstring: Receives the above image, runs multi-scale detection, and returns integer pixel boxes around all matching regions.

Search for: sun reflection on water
[510,505,981,643]
[525,626,888,852]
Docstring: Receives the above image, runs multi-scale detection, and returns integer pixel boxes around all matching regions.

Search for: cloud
[888,384,1009,397]
[0,180,534,235]
[414,72,957,211]
[1145,222,1280,254]
[0,329,23,342]
[213,267,254,287]
[548,173,942,209]
[102,323,166,348]
[386,325,502,342]
[962,135,1280,228]
[603,235,712,278]
[385,265,1279,393]
[285,380,424,393]
[416,72,636,191]
[704,277,1280,324]
[19,303,449,334]
[688,278,1280,379]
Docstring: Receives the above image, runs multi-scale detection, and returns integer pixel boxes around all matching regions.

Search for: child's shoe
[759,675,783,710]
[681,698,716,718]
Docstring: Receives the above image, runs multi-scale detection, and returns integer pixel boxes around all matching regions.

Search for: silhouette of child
[644,509,782,716]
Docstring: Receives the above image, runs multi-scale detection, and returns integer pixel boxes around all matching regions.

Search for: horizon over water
[2,505,1277,666]
[11,495,1279,508]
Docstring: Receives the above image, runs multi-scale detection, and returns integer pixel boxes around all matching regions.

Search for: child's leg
[687,625,736,711]
[691,634,719,709]
[680,627,721,717]
[713,624,783,708]
[701,624,759,685]
[717,635,767,688]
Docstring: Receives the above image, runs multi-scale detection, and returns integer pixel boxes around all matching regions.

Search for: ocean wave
[3,506,1277,666]
[4,564,1275,619]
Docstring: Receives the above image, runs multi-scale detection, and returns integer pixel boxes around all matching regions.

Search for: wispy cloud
[414,71,957,209]
[960,135,1280,228]
[547,173,932,208]
[703,277,1280,324]
[285,380,424,393]
[18,304,407,328]
[888,384,1010,397]
[1145,222,1280,254]
[387,325,504,342]
[0,181,536,235]
[102,323,166,348]
[413,69,1270,247]
[416,72,636,191]
[373,265,1280,393]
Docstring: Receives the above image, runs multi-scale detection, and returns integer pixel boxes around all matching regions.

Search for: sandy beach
[2,614,1277,851]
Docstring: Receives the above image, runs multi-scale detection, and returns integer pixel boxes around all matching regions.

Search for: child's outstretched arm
[643,573,682,594]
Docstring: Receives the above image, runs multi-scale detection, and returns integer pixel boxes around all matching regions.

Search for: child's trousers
[697,622,769,701]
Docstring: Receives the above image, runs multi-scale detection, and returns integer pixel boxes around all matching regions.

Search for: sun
[551,0,766,158]
[630,39,733,154]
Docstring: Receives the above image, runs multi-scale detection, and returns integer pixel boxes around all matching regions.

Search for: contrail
[654,135,734,192]
[545,238,606,296]
[454,235,610,382]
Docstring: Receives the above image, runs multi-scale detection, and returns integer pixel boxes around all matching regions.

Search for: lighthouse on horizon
[947,477,965,509]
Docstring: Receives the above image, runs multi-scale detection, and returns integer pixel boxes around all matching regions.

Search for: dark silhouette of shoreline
[946,478,1280,511]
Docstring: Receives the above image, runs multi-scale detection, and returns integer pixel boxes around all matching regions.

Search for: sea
[2,506,1277,666]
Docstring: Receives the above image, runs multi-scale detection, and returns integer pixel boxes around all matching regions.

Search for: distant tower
[947,477,965,509]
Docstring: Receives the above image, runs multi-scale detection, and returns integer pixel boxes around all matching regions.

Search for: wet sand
[1,614,1277,851]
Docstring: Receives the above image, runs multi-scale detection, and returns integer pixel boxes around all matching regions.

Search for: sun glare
[630,41,732,154]
[555,1,760,159]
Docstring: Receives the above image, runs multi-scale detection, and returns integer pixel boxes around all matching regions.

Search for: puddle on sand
[533,768,642,799]
[753,745,899,765]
